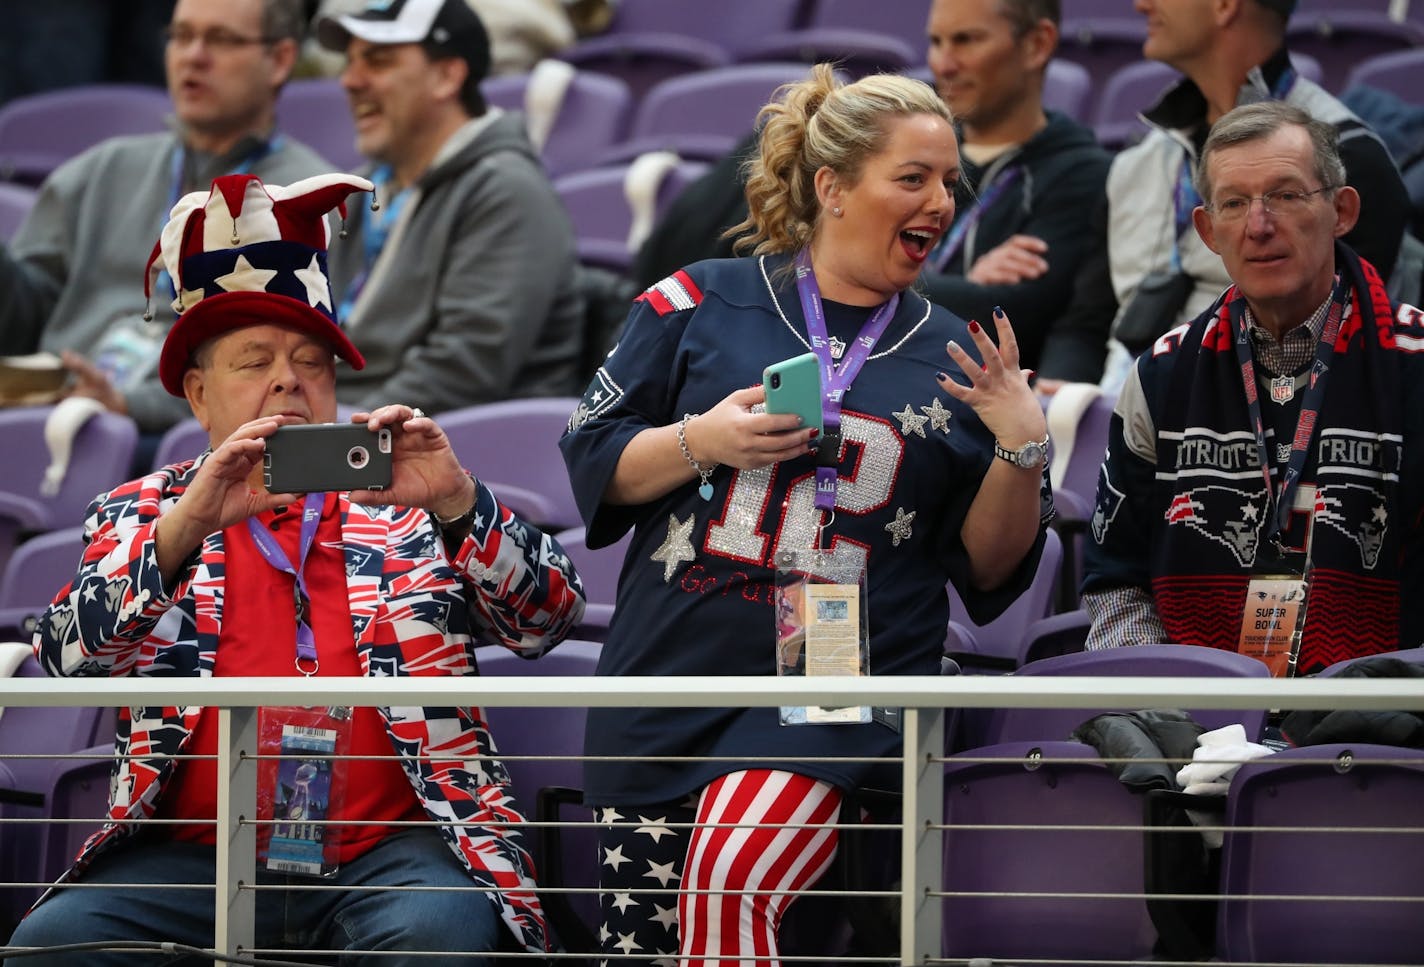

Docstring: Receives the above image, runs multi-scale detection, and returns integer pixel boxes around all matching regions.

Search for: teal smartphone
[762,351,824,434]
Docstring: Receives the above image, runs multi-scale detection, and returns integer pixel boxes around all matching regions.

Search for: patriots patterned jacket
[32,455,586,952]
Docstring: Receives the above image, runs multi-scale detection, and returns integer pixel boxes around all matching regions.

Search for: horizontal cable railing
[0,674,1421,966]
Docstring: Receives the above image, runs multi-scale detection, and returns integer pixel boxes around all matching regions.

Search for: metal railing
[1,673,1422,965]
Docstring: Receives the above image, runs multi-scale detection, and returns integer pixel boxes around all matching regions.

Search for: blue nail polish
[993,305,1005,318]
[936,371,948,381]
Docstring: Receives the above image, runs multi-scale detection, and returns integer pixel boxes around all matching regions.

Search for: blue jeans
[6,828,504,965]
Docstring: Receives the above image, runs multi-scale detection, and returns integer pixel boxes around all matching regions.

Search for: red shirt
[158,493,426,861]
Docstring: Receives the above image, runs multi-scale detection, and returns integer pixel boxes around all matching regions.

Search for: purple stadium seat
[1317,644,1424,676]
[1092,59,1180,150]
[552,525,631,639]
[571,0,802,59]
[436,398,583,532]
[31,743,111,891]
[0,655,116,927]
[960,643,1271,751]
[0,84,171,187]
[1286,11,1424,93]
[553,160,710,272]
[944,528,1063,671]
[275,77,360,171]
[1056,16,1152,96]
[0,406,136,581]
[150,416,210,471]
[1091,53,1323,151]
[556,0,801,101]
[1342,46,1424,102]
[597,62,819,166]
[799,0,932,54]
[0,181,37,242]
[1019,607,1092,665]
[942,740,1158,963]
[482,67,634,178]
[906,59,1097,122]
[474,639,602,953]
[1043,58,1096,121]
[1044,385,1117,608]
[0,526,85,641]
[1218,743,1424,964]
[736,29,919,79]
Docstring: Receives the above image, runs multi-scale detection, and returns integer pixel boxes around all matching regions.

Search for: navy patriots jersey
[560,254,1052,805]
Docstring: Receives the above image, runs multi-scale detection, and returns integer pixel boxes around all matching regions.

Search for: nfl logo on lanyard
[1270,374,1295,405]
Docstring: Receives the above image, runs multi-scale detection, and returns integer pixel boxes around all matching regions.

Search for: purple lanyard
[928,166,1022,272]
[1229,278,1348,547]
[793,250,899,510]
[245,492,326,675]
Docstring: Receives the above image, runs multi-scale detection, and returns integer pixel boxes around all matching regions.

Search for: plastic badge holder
[774,549,870,725]
[256,705,353,877]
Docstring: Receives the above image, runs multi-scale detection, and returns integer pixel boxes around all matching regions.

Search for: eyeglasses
[163,25,277,52]
[1205,186,1336,222]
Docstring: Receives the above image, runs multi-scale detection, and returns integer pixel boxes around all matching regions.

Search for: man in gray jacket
[317,0,585,415]
[0,0,331,435]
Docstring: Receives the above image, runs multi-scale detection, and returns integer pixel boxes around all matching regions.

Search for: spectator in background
[316,0,585,415]
[0,0,330,437]
[6,171,584,964]
[1091,0,1409,390]
[634,0,1112,383]
[921,0,1112,386]
[308,0,576,76]
[1083,102,1424,675]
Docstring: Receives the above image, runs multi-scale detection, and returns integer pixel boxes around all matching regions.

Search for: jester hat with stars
[149,172,374,397]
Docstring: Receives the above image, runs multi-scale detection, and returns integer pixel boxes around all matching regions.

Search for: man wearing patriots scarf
[7,173,585,964]
[1084,102,1424,675]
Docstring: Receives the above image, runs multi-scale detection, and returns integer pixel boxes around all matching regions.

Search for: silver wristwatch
[993,435,1050,470]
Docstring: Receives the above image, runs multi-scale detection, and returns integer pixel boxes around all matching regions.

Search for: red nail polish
[968,320,981,334]
[809,428,820,437]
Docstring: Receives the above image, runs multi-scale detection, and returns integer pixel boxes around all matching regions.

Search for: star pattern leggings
[594,769,843,966]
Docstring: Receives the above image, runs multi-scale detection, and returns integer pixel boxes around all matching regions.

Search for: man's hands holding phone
[155,406,474,583]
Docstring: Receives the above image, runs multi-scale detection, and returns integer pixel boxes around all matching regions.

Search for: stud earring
[832,206,843,216]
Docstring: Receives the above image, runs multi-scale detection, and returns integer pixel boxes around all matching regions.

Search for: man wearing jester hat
[9,173,585,963]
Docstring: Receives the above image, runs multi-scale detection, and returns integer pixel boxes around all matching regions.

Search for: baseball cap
[317,0,492,82]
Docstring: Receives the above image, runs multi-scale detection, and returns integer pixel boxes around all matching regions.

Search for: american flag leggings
[594,769,843,966]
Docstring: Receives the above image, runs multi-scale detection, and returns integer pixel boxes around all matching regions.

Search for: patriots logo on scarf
[1315,483,1388,570]
[1164,485,1269,567]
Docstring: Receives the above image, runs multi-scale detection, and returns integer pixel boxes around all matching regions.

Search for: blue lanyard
[928,165,1022,272]
[245,492,326,675]
[157,136,281,299]
[1229,277,1349,547]
[338,165,411,322]
[793,250,899,511]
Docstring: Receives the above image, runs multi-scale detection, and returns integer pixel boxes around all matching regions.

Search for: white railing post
[900,706,944,966]
[214,706,258,963]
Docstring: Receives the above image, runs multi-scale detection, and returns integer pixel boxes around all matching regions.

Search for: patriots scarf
[1150,245,1404,673]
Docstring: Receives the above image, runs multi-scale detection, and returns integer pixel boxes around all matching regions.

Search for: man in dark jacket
[317,0,585,414]
[921,0,1112,384]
